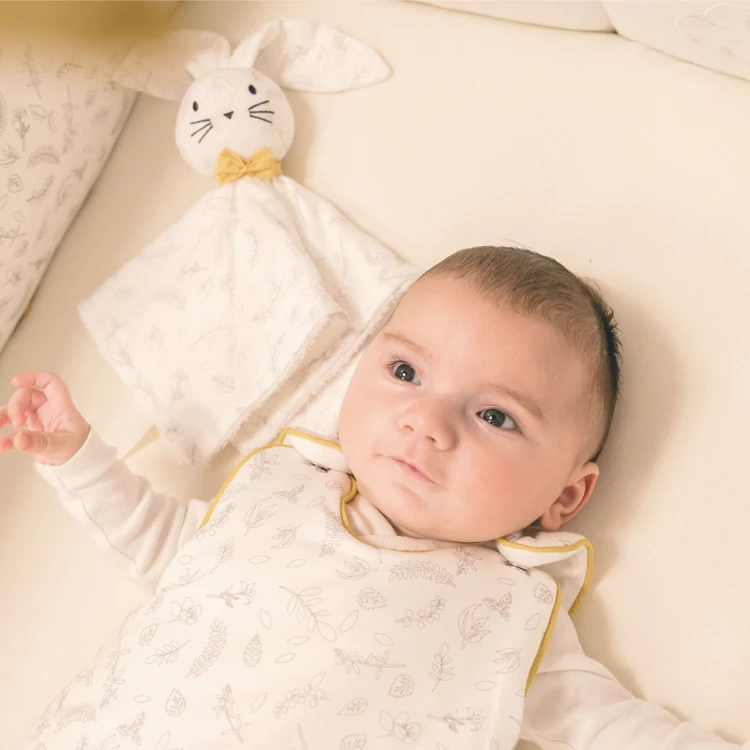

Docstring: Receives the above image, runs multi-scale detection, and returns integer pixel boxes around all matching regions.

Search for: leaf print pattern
[482,592,512,620]
[247,450,280,480]
[337,556,377,580]
[334,649,405,679]
[54,704,97,732]
[280,585,337,642]
[243,634,262,668]
[185,618,226,677]
[357,587,387,609]
[320,507,345,556]
[427,706,484,734]
[388,674,415,698]
[340,734,367,750]
[164,689,186,717]
[272,671,329,717]
[454,546,481,575]
[272,484,305,503]
[534,582,554,604]
[214,683,248,742]
[206,581,256,608]
[271,524,300,548]
[244,497,276,535]
[395,595,445,628]
[338,697,369,715]
[494,647,523,674]
[116,710,145,744]
[138,623,159,646]
[195,501,235,540]
[458,604,491,649]
[379,711,421,745]
[389,560,457,587]
[146,640,191,667]
[429,643,455,692]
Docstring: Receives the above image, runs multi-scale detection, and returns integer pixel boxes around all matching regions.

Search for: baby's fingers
[7,387,46,428]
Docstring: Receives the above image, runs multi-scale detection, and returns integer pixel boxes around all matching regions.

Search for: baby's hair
[420,245,623,465]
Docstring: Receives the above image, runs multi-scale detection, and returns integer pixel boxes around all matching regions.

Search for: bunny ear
[112,29,232,101]
[229,18,390,93]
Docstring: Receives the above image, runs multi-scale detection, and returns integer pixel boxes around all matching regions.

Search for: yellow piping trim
[495,537,594,616]
[524,579,562,695]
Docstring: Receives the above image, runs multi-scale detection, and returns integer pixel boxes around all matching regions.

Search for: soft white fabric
[602,1,750,83]
[0,32,138,354]
[19,427,746,750]
[81,175,419,468]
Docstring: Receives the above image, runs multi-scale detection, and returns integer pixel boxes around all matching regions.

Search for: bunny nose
[224,111,233,119]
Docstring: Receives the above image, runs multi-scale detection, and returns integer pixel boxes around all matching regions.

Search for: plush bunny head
[111,19,390,176]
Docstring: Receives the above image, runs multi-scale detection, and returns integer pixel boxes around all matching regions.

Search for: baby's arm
[34,427,209,593]
[521,611,747,749]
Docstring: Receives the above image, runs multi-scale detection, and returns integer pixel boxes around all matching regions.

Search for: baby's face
[338,274,600,542]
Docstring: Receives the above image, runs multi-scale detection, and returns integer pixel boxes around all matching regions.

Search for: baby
[2,245,746,749]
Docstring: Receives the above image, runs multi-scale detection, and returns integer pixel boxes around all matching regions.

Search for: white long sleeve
[522,609,747,750]
[34,427,209,593]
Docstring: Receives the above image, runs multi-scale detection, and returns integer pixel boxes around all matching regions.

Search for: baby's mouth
[389,456,436,485]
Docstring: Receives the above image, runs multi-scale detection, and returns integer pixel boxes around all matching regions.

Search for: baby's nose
[224,111,234,119]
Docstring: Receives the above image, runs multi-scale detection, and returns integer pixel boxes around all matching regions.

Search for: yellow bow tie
[214,146,283,186]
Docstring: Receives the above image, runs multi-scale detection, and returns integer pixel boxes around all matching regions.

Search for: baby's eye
[391,361,421,385]
[192,101,199,112]
[478,408,517,431]
[248,84,257,95]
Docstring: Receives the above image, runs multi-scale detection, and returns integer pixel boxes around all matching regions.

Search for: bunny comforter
[77,20,421,467]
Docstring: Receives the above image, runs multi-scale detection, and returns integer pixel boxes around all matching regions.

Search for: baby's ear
[113,29,232,101]
[229,18,390,93]
[539,462,599,530]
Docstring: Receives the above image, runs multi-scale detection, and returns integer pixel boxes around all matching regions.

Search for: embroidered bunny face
[111,19,391,179]
[175,67,294,176]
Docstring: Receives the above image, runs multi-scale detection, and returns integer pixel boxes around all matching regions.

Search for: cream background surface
[1,1,748,747]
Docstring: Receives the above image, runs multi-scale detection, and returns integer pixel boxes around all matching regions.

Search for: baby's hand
[0,371,90,466]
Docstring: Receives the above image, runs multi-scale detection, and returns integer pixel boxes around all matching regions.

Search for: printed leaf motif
[260,609,273,630]
[165,688,186,716]
[320,508,345,556]
[334,649,405,679]
[54,704,97,732]
[340,610,359,633]
[373,633,394,646]
[429,642,455,692]
[340,734,367,750]
[458,604,491,649]
[280,586,337,642]
[287,636,310,645]
[275,653,296,664]
[146,639,190,667]
[494,647,523,674]
[474,681,497,691]
[525,613,541,631]
[249,555,271,564]
[287,559,307,568]
[388,674,415,698]
[396,595,445,628]
[185,619,226,677]
[497,578,516,586]
[251,692,267,713]
[427,706,484,734]
[389,560,456,588]
[139,623,159,646]
[243,635,261,668]
[144,595,164,614]
[482,592,512,620]
[244,498,276,535]
[338,697,369,715]
[357,587,387,609]
[534,582,554,604]
[337,556,376,580]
